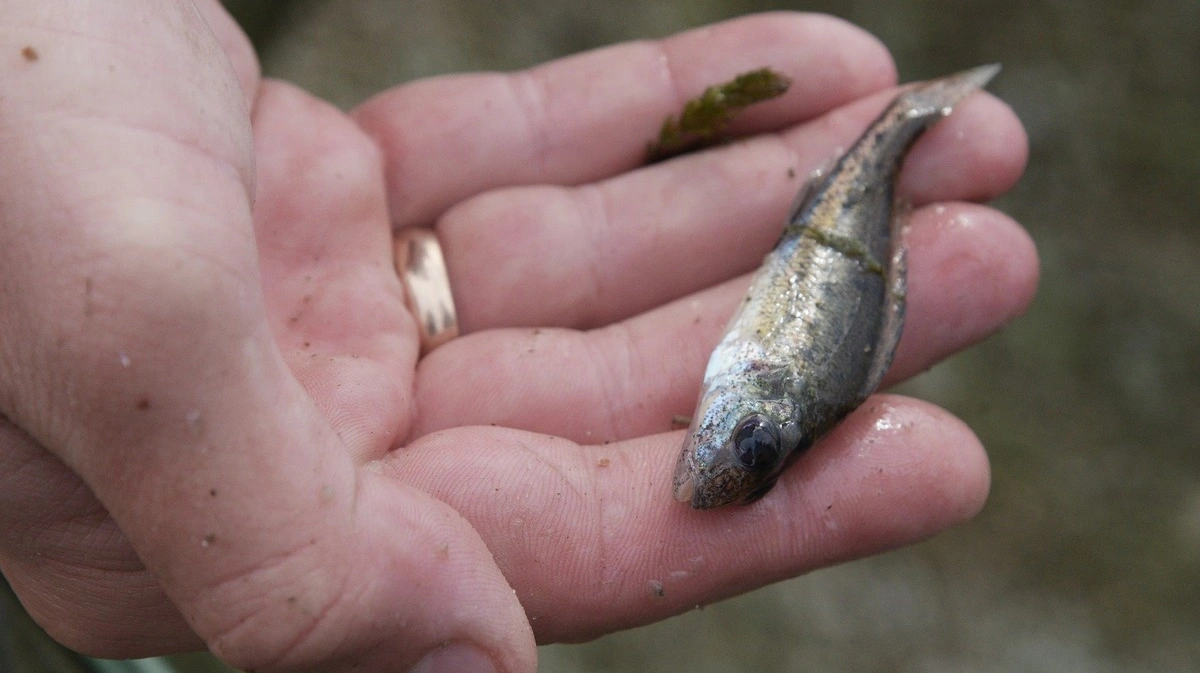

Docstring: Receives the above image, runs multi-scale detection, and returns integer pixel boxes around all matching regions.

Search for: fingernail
[411,643,498,673]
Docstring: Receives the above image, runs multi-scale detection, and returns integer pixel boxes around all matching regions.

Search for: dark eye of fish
[732,414,781,471]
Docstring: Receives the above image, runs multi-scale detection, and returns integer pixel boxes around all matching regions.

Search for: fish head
[672,381,807,509]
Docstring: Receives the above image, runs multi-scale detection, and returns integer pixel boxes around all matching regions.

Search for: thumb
[0,2,535,671]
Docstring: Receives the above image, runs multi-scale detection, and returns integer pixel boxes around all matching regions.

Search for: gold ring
[393,228,459,354]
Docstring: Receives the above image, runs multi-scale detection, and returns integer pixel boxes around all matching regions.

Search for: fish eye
[731,414,781,471]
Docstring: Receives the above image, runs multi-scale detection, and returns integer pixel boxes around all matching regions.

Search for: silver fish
[673,64,1001,509]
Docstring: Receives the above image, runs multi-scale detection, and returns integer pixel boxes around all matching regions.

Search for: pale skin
[0,3,1036,673]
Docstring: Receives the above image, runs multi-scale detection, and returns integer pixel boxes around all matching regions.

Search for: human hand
[0,3,1034,673]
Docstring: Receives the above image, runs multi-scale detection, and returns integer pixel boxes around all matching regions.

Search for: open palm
[0,3,1034,673]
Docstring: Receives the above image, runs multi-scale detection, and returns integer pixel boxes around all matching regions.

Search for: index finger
[351,12,896,227]
[380,394,990,643]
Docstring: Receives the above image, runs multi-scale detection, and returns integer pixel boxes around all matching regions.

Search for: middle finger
[412,200,1037,443]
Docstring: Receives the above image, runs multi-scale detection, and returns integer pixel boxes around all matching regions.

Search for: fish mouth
[678,460,764,509]
[673,467,742,509]
[672,471,696,504]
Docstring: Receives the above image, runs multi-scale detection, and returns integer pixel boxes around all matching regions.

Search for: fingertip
[664,12,899,132]
[791,394,992,548]
[902,92,1030,203]
[412,642,505,673]
[793,12,899,92]
[893,396,992,526]
[989,207,1040,323]
[728,11,899,88]
[961,91,1030,199]
[891,203,1039,382]
[861,396,993,535]
[981,93,1030,195]
[922,203,1039,326]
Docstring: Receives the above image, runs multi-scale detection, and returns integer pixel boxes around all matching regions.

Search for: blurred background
[5,0,1197,671]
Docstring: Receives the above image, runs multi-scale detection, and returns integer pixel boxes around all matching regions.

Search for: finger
[378,394,990,643]
[0,5,535,672]
[442,89,1026,332]
[413,202,1036,443]
[251,79,416,463]
[352,12,895,226]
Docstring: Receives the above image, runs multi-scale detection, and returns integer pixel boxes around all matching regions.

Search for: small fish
[673,64,1001,509]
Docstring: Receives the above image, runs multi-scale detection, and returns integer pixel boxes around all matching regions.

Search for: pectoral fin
[859,210,909,399]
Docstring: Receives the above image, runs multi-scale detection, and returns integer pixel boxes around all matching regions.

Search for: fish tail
[898,63,1001,119]
[844,63,1000,172]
